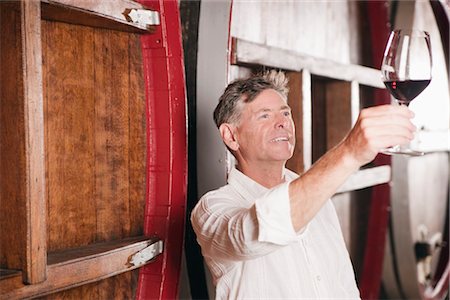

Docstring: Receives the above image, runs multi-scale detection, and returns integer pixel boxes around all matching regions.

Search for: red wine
[384,80,430,105]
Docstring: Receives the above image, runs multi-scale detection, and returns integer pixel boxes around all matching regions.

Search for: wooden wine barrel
[0,0,186,299]
[383,153,449,300]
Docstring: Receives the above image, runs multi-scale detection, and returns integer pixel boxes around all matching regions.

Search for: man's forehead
[254,88,286,101]
[247,95,291,111]
[252,104,291,113]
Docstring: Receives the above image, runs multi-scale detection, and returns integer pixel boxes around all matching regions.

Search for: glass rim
[391,29,430,37]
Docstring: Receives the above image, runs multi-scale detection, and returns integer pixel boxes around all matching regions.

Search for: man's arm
[191,189,292,261]
[289,104,415,231]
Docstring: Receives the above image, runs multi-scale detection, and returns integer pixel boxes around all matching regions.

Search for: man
[191,71,415,299]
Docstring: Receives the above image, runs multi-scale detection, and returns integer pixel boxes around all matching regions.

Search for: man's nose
[275,114,288,129]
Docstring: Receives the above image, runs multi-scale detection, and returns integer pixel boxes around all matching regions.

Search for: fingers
[358,113,416,133]
[358,105,416,131]
[359,104,415,119]
[363,124,415,141]
[342,105,417,165]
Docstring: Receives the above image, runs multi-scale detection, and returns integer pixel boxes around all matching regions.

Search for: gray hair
[213,70,289,128]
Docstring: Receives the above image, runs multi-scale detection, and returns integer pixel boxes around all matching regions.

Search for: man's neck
[236,161,286,189]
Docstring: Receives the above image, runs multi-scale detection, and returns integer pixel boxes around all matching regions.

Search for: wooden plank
[128,34,147,237]
[230,2,360,65]
[43,20,97,251]
[311,76,327,162]
[41,19,146,299]
[94,29,131,241]
[286,71,304,174]
[0,270,23,293]
[301,70,312,170]
[44,20,146,240]
[0,269,21,280]
[231,37,385,88]
[336,165,391,194]
[0,237,161,299]
[41,0,156,33]
[21,0,47,284]
[326,80,353,149]
[312,78,354,162]
[0,0,28,276]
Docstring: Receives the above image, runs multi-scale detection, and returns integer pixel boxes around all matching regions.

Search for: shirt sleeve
[255,181,298,245]
[191,184,297,262]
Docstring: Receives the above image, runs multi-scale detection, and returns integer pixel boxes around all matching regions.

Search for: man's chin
[270,152,294,162]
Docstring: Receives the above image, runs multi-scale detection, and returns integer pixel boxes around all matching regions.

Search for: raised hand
[341,104,416,166]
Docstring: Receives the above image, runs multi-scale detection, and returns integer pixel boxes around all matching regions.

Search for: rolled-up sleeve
[192,192,274,261]
[255,182,297,245]
[191,181,299,262]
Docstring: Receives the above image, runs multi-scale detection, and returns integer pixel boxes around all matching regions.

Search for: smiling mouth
[270,137,290,142]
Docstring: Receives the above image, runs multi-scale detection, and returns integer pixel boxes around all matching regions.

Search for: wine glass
[381,29,432,156]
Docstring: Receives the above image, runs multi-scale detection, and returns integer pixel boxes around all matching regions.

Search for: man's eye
[259,114,269,119]
[283,111,291,117]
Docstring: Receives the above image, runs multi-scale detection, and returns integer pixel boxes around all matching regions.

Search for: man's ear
[219,123,239,151]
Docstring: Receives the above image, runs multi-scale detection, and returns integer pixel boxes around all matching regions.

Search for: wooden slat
[311,76,327,162]
[94,29,131,241]
[41,0,156,33]
[41,19,146,299]
[326,80,353,149]
[43,18,147,248]
[0,0,28,276]
[21,0,47,284]
[337,166,391,194]
[128,34,147,237]
[301,70,312,170]
[40,17,147,297]
[43,20,97,252]
[0,270,23,294]
[0,269,21,280]
[286,71,304,174]
[0,237,160,300]
[312,78,353,162]
[231,37,384,88]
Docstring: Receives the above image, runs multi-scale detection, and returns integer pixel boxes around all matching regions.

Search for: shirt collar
[227,167,299,204]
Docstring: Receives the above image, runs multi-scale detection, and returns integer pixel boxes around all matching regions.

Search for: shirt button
[316,275,321,281]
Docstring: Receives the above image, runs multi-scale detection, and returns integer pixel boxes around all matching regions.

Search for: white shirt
[191,167,360,300]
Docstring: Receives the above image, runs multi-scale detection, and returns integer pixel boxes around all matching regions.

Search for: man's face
[234,89,295,164]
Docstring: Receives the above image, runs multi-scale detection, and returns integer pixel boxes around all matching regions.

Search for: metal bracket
[128,240,163,267]
[123,8,160,27]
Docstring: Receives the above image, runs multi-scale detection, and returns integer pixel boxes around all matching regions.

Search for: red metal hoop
[136,1,187,299]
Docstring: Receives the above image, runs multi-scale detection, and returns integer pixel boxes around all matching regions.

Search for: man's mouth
[270,136,290,142]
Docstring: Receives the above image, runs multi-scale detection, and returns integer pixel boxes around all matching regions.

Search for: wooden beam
[311,76,327,162]
[326,80,353,150]
[336,166,391,194]
[0,0,27,279]
[0,237,161,299]
[301,70,312,170]
[286,71,304,174]
[21,0,47,284]
[0,269,21,280]
[41,0,157,33]
[231,37,384,89]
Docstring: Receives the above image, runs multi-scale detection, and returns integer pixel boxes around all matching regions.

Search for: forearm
[288,141,360,231]
[289,104,415,231]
